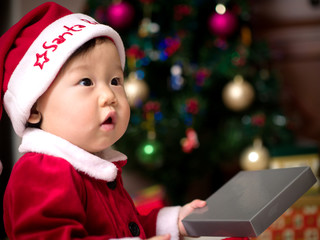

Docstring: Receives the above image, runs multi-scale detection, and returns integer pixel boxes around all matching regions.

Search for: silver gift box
[182,166,317,237]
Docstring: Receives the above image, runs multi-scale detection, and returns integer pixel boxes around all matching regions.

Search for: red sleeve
[3,153,108,240]
[137,208,161,238]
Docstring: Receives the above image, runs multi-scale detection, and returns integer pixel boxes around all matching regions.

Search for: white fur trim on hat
[3,13,125,137]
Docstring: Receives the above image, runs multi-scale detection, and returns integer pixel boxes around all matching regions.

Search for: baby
[0,2,205,239]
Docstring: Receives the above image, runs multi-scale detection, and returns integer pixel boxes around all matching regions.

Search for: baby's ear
[27,103,42,125]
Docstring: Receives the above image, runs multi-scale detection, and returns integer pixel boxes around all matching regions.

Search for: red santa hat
[0,2,125,137]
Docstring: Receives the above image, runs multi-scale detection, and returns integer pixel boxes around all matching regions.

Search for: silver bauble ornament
[240,138,269,171]
[222,75,255,111]
[124,72,149,107]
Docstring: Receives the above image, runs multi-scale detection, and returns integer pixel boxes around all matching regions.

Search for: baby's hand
[178,199,206,236]
[147,234,171,240]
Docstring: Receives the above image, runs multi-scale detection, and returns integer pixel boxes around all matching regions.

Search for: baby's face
[35,39,130,153]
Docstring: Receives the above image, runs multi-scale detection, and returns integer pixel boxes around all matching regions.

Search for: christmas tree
[86,0,295,204]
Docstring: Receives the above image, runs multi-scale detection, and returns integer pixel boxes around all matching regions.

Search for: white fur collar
[19,128,127,181]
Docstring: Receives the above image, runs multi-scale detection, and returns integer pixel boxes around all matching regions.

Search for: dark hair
[26,37,110,129]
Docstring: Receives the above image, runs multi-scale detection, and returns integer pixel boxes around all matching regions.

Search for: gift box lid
[182,166,317,237]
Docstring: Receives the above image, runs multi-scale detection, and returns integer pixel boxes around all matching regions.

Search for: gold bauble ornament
[222,75,255,111]
[124,72,149,107]
[240,138,269,171]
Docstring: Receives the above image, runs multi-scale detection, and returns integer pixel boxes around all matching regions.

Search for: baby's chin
[84,145,113,155]
[73,132,125,154]
[83,141,117,155]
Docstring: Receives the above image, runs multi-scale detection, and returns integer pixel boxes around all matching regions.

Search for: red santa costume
[4,128,180,239]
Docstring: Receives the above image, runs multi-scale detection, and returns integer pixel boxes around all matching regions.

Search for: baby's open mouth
[100,115,116,131]
[103,117,113,124]
[101,112,116,129]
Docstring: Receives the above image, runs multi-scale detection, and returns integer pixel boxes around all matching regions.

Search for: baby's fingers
[189,199,206,209]
[146,234,171,240]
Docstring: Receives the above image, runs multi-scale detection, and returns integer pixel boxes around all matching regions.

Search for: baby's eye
[111,77,121,86]
[79,78,93,86]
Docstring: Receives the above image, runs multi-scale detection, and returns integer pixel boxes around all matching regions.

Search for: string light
[215,3,226,15]
[144,144,154,155]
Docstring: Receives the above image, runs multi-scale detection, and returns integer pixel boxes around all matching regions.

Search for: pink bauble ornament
[208,11,238,37]
[106,1,134,29]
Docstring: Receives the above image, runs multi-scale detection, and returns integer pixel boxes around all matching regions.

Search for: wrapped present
[133,185,166,215]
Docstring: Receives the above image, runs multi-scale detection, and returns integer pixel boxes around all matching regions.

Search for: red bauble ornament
[208,11,238,38]
[106,1,134,29]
